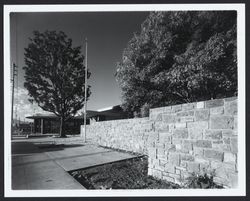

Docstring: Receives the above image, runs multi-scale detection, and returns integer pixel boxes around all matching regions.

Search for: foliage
[23,31,91,137]
[70,156,180,189]
[116,11,237,117]
[185,171,223,189]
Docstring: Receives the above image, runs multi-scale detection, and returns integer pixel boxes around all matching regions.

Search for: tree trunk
[59,116,66,138]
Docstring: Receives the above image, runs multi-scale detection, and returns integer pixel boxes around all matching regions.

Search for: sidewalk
[12,137,140,190]
[12,141,85,189]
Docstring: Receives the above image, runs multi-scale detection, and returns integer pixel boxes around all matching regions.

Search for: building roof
[25,105,127,120]
[26,113,84,120]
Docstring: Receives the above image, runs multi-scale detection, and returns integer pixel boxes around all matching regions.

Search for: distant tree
[116,11,237,117]
[23,31,91,137]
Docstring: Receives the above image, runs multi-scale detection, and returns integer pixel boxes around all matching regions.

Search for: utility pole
[84,37,88,143]
[11,63,17,138]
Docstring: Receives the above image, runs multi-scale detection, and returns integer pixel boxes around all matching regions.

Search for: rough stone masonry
[82,97,238,188]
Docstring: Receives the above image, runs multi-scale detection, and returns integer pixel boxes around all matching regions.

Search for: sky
[10,12,149,121]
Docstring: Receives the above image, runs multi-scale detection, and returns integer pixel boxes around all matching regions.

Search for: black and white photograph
[3,4,246,197]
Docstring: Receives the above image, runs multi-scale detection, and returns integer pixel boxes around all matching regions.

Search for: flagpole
[84,37,88,143]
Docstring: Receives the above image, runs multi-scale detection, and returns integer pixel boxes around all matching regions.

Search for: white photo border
[4,3,246,197]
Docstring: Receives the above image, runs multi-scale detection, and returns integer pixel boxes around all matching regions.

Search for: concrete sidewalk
[12,141,85,190]
[12,139,139,190]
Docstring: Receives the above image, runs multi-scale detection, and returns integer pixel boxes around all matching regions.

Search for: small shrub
[185,171,223,189]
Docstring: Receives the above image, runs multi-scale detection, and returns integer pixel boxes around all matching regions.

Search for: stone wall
[148,97,238,188]
[83,117,153,154]
[81,97,238,188]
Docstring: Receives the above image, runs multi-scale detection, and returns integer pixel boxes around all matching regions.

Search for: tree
[23,31,91,137]
[116,11,237,117]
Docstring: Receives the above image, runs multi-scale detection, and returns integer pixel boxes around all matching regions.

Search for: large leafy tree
[116,11,237,117]
[23,31,91,137]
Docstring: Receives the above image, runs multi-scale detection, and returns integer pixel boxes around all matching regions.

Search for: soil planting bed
[70,156,180,189]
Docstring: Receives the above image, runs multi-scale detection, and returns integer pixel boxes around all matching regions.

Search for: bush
[185,172,223,189]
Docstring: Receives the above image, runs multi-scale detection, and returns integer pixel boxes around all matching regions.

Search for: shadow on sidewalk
[12,141,85,155]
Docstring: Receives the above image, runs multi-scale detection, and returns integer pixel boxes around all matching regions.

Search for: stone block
[224,152,236,163]
[175,168,181,175]
[187,162,200,173]
[178,116,194,123]
[205,99,224,108]
[152,158,160,167]
[224,97,237,102]
[163,106,172,113]
[182,103,196,111]
[173,128,188,139]
[164,163,176,173]
[165,144,176,152]
[188,127,203,139]
[183,140,194,151]
[210,106,224,115]
[187,121,209,129]
[234,116,238,130]
[159,159,168,166]
[195,156,210,171]
[154,163,165,172]
[180,160,187,168]
[157,148,165,156]
[156,142,165,149]
[223,137,231,144]
[200,162,211,173]
[175,144,181,151]
[155,114,162,121]
[162,114,176,123]
[196,101,205,109]
[168,152,180,166]
[181,171,193,180]
[211,161,236,182]
[159,132,171,142]
[225,100,237,115]
[148,147,157,158]
[168,172,181,180]
[162,175,175,183]
[172,104,182,112]
[210,115,234,129]
[172,138,182,145]
[175,122,187,128]
[228,172,238,188]
[204,130,222,140]
[204,149,224,161]
[195,140,212,148]
[148,168,153,176]
[212,141,231,152]
[152,169,162,179]
[181,154,194,161]
[195,109,210,121]
[230,137,238,153]
[177,110,194,117]
[213,176,228,187]
[155,122,169,132]
[175,165,187,171]
[222,130,236,137]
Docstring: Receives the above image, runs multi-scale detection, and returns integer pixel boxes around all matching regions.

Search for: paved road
[12,138,139,190]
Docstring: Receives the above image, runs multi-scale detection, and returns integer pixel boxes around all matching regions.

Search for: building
[26,114,86,135]
[26,105,128,135]
[87,105,128,122]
